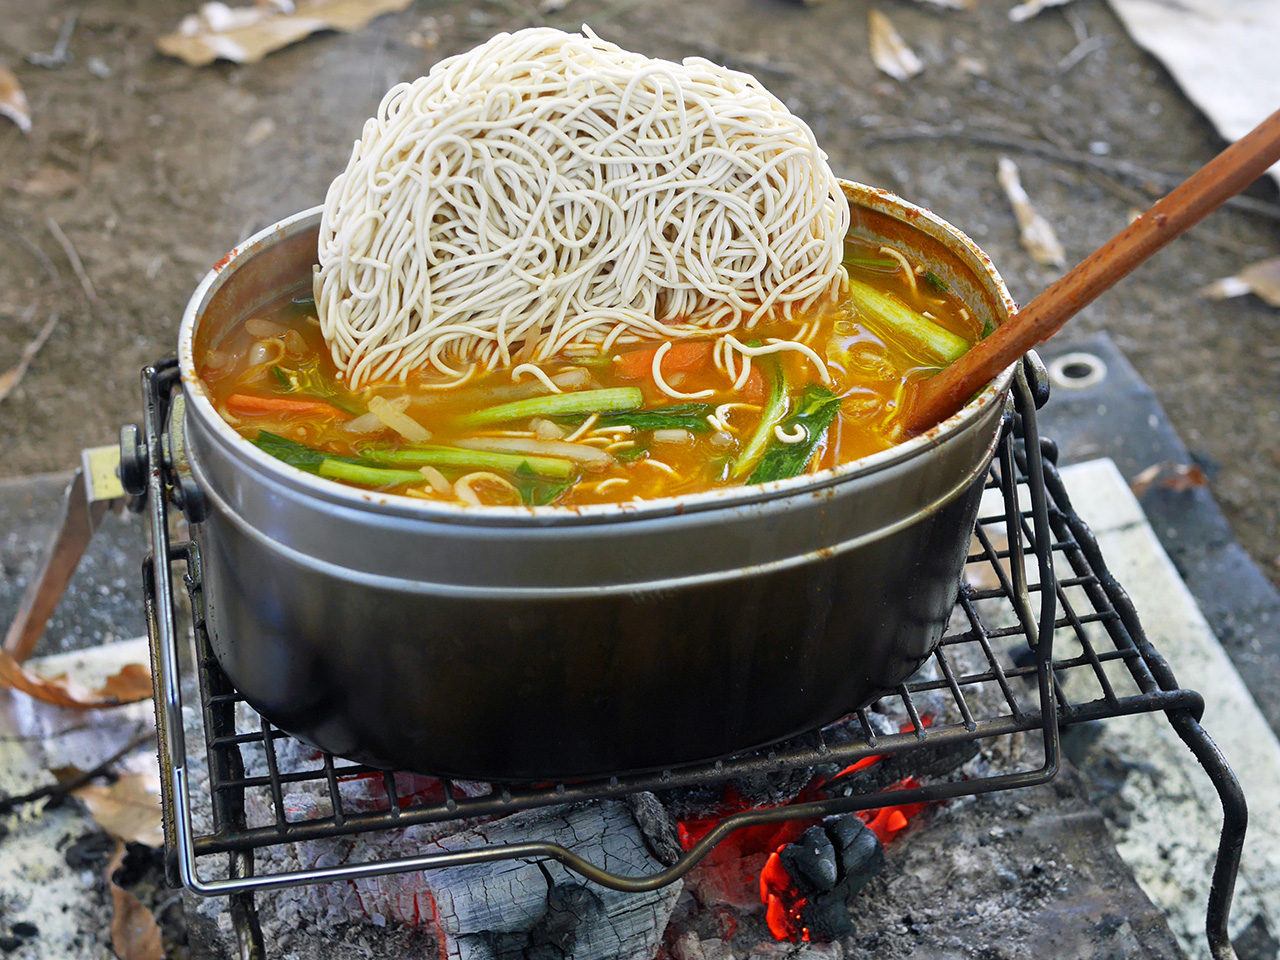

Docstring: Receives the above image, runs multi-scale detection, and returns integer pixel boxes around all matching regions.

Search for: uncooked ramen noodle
[198,28,986,507]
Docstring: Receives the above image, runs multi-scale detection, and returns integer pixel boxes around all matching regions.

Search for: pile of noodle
[316,26,849,389]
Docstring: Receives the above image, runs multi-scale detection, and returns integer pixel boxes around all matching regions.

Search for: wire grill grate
[136,359,1244,958]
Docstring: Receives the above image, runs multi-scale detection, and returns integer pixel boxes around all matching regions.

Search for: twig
[46,216,97,304]
[862,122,1280,222]
[0,312,59,404]
[0,727,153,815]
[0,222,61,282]
[28,10,79,68]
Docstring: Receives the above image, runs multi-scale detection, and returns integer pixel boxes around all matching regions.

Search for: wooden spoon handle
[901,106,1280,435]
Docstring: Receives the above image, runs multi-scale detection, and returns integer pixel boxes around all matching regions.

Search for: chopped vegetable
[226,393,351,419]
[612,341,714,381]
[514,463,570,506]
[747,384,843,484]
[615,445,648,462]
[368,395,432,442]
[923,270,949,292]
[268,361,362,414]
[360,445,576,480]
[318,459,423,488]
[456,387,644,428]
[456,437,612,468]
[846,277,970,367]
[250,431,370,473]
[843,256,899,272]
[587,403,715,432]
[981,317,996,338]
[730,357,787,479]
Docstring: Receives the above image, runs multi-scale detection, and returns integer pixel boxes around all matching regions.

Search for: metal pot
[175,181,1017,781]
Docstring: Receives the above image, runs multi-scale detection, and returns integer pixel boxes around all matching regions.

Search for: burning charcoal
[761,816,885,943]
[625,791,683,866]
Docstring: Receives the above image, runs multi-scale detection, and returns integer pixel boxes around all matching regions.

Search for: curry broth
[198,238,986,506]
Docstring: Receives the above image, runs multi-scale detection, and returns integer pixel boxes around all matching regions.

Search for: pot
[175,181,1017,781]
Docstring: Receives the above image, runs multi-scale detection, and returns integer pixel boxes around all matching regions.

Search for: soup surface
[198,238,987,507]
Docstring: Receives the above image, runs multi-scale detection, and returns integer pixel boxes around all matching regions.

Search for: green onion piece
[251,431,369,474]
[514,463,571,506]
[590,403,715,432]
[269,365,292,390]
[615,445,648,463]
[747,384,843,485]
[730,357,787,480]
[843,256,900,272]
[923,270,950,292]
[361,445,575,480]
[846,277,970,367]
[456,387,644,429]
[981,317,996,338]
[318,459,423,488]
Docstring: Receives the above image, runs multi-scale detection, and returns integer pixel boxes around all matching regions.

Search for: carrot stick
[225,393,351,419]
[612,341,714,380]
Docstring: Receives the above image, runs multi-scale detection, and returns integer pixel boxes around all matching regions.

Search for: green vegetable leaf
[747,384,843,485]
[615,445,648,462]
[251,431,370,474]
[513,463,571,506]
[923,270,949,292]
[588,403,715,432]
[730,357,787,479]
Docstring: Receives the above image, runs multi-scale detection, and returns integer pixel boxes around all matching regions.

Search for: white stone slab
[1057,458,1280,957]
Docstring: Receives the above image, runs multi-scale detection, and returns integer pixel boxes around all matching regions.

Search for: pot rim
[177,182,1018,527]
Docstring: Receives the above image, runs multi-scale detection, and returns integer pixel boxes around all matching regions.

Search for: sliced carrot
[225,393,350,419]
[739,367,767,406]
[612,341,714,381]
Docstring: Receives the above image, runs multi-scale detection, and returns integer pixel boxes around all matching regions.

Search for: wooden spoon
[900,107,1280,435]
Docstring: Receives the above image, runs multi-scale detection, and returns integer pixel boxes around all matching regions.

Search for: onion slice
[368,396,432,443]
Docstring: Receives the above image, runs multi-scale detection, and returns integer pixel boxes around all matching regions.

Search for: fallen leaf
[1009,0,1073,22]
[0,64,31,133]
[10,163,80,197]
[0,312,59,404]
[106,842,165,960]
[908,0,973,9]
[1198,256,1280,307]
[157,0,414,67]
[869,9,923,82]
[243,116,275,145]
[1130,461,1208,498]
[0,647,153,708]
[75,773,164,848]
[996,157,1066,267]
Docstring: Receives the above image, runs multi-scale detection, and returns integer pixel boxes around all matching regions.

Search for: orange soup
[198,238,986,507]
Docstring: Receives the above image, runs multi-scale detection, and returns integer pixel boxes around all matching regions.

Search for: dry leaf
[996,157,1066,267]
[157,0,414,66]
[0,647,153,708]
[869,9,923,82]
[0,313,58,404]
[1198,256,1280,307]
[1009,0,1073,22]
[106,842,165,960]
[76,773,164,847]
[1131,461,1208,498]
[0,64,31,133]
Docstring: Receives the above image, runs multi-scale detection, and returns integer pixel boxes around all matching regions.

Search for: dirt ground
[1,0,1277,583]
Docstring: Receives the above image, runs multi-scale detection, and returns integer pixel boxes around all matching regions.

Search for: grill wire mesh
[138,361,1244,957]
